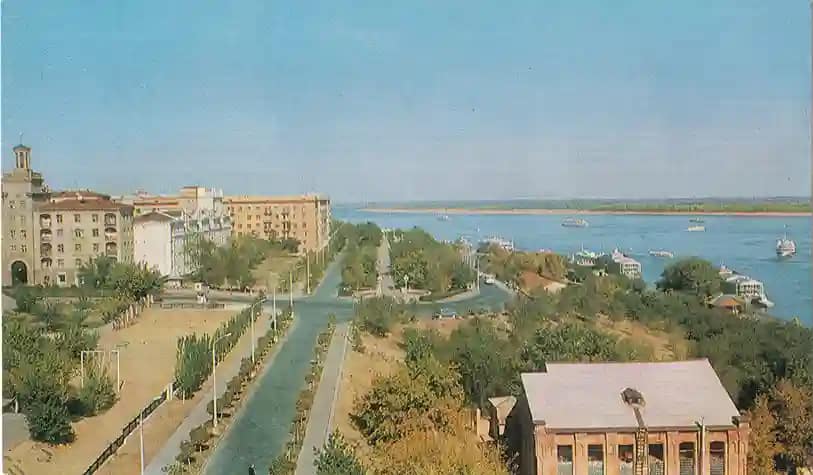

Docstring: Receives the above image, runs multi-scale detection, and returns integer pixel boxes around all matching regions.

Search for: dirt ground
[4,308,236,475]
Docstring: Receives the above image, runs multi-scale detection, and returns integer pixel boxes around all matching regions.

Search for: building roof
[488,396,517,422]
[223,193,329,204]
[521,359,740,431]
[709,294,746,308]
[134,210,177,223]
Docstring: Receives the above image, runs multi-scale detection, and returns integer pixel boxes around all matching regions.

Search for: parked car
[433,307,458,320]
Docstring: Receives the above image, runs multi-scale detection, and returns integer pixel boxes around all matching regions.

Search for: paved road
[145,308,282,475]
[2,413,29,452]
[294,323,349,475]
[377,237,396,296]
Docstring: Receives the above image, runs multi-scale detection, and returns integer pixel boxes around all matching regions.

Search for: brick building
[504,360,749,475]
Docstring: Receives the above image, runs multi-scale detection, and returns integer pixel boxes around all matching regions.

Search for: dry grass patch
[595,315,689,361]
[6,308,236,475]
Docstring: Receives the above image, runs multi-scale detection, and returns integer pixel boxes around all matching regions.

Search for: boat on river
[562,217,589,228]
[649,250,674,258]
[776,228,796,258]
[687,225,705,232]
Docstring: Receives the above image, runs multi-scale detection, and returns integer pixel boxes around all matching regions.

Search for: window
[57,259,64,268]
[21,244,27,253]
[8,200,15,209]
[75,258,82,267]
[57,244,64,253]
[10,244,16,252]
[9,230,15,239]
[557,446,573,475]
[75,243,82,252]
[19,215,25,225]
[58,273,67,284]
[618,445,634,475]
[588,445,604,475]
[710,442,725,475]
[56,214,63,223]
[648,444,665,475]
[43,275,50,286]
[679,442,695,475]
[75,229,84,238]
[92,228,99,237]
[20,230,27,239]
[56,229,63,237]
[256,214,260,220]
[93,243,100,252]
[92,214,99,223]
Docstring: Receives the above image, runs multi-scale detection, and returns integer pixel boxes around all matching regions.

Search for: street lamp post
[272,286,278,341]
[212,332,232,428]
[249,297,267,365]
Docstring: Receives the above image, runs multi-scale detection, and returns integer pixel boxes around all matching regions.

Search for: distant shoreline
[360,207,812,217]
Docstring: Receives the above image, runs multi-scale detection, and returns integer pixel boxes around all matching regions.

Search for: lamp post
[272,286,278,341]
[212,332,232,428]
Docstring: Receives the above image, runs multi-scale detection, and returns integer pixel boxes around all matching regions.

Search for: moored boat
[648,250,674,258]
[687,225,705,232]
[562,217,589,228]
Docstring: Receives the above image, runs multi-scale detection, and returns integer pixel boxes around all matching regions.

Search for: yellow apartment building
[223,194,331,252]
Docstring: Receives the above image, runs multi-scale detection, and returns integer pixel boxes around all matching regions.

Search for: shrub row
[173,297,265,399]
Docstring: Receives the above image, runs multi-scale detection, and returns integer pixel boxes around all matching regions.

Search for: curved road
[201,248,510,474]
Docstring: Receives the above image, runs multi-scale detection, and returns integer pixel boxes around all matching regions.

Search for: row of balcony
[39,228,117,242]
[39,213,118,228]
[40,242,118,258]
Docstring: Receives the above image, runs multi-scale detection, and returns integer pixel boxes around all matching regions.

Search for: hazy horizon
[2,1,811,201]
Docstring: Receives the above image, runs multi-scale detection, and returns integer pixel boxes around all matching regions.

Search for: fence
[159,302,226,310]
[82,384,171,475]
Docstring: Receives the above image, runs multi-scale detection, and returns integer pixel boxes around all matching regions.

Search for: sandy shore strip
[360,207,811,217]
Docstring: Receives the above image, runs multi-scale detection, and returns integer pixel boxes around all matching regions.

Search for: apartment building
[223,194,331,252]
[504,360,749,475]
[2,143,134,286]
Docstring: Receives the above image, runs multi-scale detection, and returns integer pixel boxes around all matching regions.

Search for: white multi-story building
[611,249,642,280]
[130,186,232,283]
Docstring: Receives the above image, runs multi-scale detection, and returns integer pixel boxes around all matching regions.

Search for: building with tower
[2,143,135,286]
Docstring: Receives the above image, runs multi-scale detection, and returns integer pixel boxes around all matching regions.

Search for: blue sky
[2,0,810,202]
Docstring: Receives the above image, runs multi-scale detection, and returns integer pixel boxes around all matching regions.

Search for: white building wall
[134,220,172,276]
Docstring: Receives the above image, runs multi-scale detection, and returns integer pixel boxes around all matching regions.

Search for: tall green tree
[315,430,366,475]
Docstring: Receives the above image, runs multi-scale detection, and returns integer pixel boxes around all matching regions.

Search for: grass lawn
[251,249,302,290]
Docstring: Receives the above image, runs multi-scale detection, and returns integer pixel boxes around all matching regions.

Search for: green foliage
[97,296,133,323]
[77,364,116,416]
[173,298,263,398]
[656,257,722,297]
[480,245,567,287]
[315,430,366,475]
[14,285,43,313]
[521,322,624,368]
[187,235,274,289]
[354,297,406,337]
[27,393,75,444]
[338,222,382,294]
[352,357,464,446]
[78,255,117,289]
[389,228,474,293]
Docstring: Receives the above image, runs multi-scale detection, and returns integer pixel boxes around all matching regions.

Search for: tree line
[389,228,475,296]
[339,222,383,295]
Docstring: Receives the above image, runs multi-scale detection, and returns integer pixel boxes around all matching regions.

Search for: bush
[27,395,75,444]
[77,365,116,416]
[315,430,365,475]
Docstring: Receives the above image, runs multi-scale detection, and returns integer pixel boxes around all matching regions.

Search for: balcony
[105,242,118,257]
[39,214,52,228]
[104,213,117,226]
[40,229,52,242]
[40,258,52,269]
[40,243,52,257]
[104,227,117,241]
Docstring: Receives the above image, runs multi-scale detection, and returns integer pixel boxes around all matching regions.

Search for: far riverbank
[361,207,811,217]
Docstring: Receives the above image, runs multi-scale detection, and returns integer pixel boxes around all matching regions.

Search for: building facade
[505,360,749,475]
[223,194,331,252]
[2,144,134,286]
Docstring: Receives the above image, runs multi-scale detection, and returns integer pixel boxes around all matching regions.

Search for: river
[336,208,812,324]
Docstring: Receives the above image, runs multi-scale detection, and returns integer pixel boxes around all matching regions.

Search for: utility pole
[272,287,278,340]
[139,411,145,475]
[289,272,294,312]
[306,253,311,294]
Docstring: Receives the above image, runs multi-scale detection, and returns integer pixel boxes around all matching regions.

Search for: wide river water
[336,208,812,324]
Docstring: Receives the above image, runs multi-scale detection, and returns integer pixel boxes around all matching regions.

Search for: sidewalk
[294,323,350,475]
[143,309,289,475]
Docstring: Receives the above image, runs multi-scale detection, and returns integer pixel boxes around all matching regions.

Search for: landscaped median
[164,306,295,474]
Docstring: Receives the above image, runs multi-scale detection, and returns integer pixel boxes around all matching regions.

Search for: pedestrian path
[294,323,350,475]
